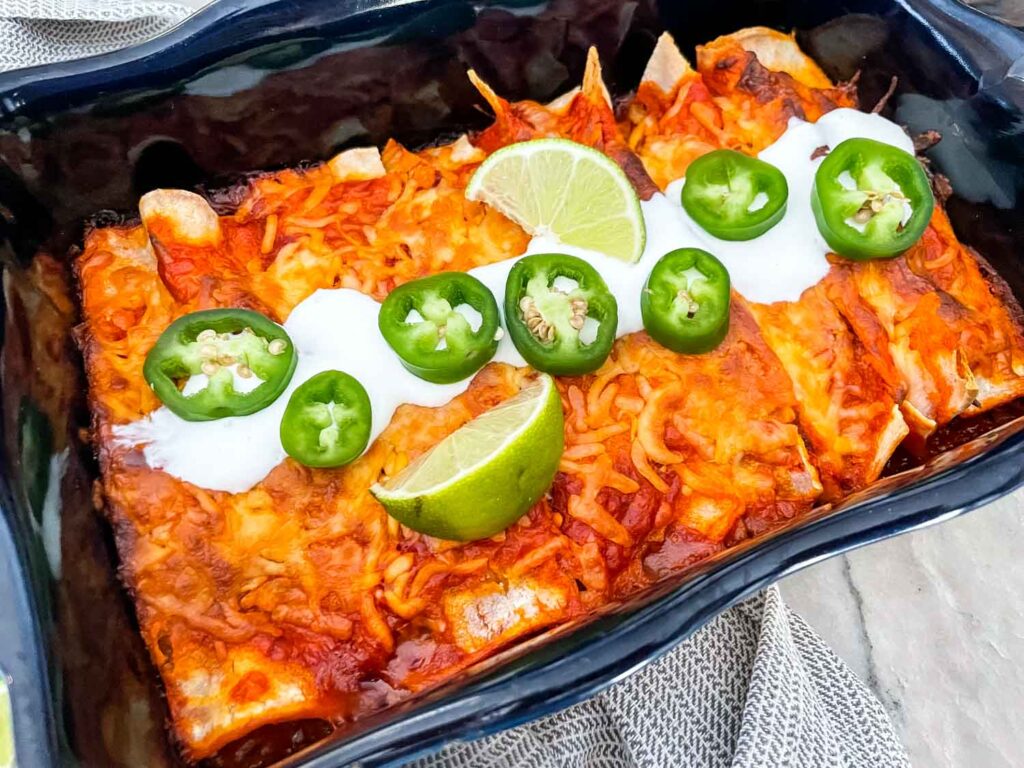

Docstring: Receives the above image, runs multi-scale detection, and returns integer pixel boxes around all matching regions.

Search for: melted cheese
[115,109,914,494]
[75,37,934,756]
[73,30,1024,759]
[114,195,687,492]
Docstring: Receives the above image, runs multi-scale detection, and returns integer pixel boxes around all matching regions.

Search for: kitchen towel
[0,0,192,70]
[410,588,910,768]
[0,5,911,767]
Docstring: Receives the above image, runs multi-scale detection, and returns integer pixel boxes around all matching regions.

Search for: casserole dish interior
[0,0,1023,765]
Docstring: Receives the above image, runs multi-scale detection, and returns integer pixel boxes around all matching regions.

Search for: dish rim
[1,0,1024,766]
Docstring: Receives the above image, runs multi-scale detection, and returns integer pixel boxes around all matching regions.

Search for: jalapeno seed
[811,137,934,260]
[641,248,731,355]
[504,253,617,376]
[143,308,297,421]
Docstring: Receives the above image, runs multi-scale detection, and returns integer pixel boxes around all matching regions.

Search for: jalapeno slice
[504,253,617,376]
[811,137,934,260]
[280,370,371,468]
[641,248,731,354]
[681,150,788,241]
[379,273,500,384]
[143,308,297,421]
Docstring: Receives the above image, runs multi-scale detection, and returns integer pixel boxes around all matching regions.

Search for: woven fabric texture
[0,0,192,71]
[0,5,911,767]
[410,589,909,768]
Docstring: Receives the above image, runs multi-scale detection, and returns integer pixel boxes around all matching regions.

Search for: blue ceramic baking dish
[1,0,1023,765]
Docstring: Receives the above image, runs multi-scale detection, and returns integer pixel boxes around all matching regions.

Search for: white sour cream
[116,291,472,493]
[665,108,914,303]
[468,190,690,363]
[116,108,914,493]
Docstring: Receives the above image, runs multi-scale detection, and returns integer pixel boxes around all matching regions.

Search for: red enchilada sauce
[884,398,1024,475]
[201,396,1024,768]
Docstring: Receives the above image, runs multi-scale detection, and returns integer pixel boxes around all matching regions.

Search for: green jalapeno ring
[504,253,618,376]
[143,308,297,422]
[280,370,372,468]
[641,248,731,355]
[681,149,789,241]
[811,137,934,260]
[378,272,501,384]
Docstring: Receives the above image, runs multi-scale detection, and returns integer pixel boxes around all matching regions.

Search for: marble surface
[781,489,1024,768]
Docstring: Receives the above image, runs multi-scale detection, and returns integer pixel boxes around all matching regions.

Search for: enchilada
[74,31,1024,760]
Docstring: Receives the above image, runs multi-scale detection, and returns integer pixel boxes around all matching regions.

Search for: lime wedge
[465,138,646,263]
[371,374,564,540]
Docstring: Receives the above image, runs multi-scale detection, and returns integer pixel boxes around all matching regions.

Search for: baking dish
[1,0,1023,765]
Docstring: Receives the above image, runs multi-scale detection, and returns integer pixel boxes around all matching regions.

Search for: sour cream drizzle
[665,108,914,303]
[115,109,914,493]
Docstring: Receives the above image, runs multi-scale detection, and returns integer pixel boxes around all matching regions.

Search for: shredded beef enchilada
[74,28,1024,760]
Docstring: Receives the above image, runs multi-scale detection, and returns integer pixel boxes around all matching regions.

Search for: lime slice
[465,138,646,263]
[371,374,564,540]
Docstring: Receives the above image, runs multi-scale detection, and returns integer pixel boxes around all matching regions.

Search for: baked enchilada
[74,28,1024,760]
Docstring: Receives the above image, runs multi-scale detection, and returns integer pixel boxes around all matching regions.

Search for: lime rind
[374,374,555,498]
[370,374,564,540]
[466,138,646,263]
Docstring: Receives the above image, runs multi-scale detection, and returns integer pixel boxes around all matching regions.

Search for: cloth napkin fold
[0,5,911,766]
[0,0,193,70]
[411,588,910,768]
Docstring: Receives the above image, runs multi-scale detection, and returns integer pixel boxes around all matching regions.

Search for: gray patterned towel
[0,0,192,70]
[411,589,909,768]
[0,5,910,767]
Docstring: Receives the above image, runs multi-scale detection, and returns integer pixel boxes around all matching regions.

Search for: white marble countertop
[781,489,1024,768]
